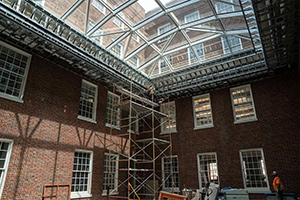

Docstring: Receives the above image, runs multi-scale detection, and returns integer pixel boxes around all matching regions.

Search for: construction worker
[272,171,284,200]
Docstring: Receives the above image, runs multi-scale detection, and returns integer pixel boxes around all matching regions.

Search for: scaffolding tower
[106,79,175,200]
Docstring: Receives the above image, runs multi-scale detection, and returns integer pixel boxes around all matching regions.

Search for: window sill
[194,124,214,130]
[77,116,97,124]
[71,192,92,199]
[105,123,121,130]
[102,191,119,196]
[161,130,177,134]
[246,188,271,194]
[234,118,258,124]
[0,94,24,103]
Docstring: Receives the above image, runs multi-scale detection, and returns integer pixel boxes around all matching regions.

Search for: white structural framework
[0,0,296,98]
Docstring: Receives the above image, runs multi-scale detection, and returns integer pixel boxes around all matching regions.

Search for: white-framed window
[110,42,123,58]
[162,156,179,192]
[36,0,45,7]
[106,92,120,128]
[221,36,242,54]
[158,23,171,42]
[230,84,257,123]
[161,101,176,134]
[0,139,13,198]
[71,150,93,199]
[92,0,106,14]
[103,153,119,195]
[188,43,205,64]
[159,55,172,73]
[88,21,103,45]
[113,12,125,29]
[78,80,98,123]
[128,55,139,68]
[215,0,234,14]
[197,152,219,188]
[132,32,139,43]
[129,114,139,133]
[240,148,270,193]
[0,41,31,103]
[193,94,213,129]
[184,11,200,23]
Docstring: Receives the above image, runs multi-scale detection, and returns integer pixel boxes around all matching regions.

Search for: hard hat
[272,171,277,175]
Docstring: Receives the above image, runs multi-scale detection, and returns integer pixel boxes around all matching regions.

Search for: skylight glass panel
[215,1,234,14]
[222,36,242,54]
[184,11,200,23]
[26,0,262,77]
[188,43,205,64]
[92,0,106,14]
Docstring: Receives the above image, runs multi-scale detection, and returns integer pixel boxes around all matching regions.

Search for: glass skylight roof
[34,0,260,78]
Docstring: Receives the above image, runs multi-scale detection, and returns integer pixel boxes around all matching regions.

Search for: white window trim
[0,139,13,199]
[161,101,177,134]
[184,11,200,23]
[102,153,119,196]
[221,36,243,55]
[215,0,234,14]
[77,79,98,123]
[239,148,271,193]
[92,0,106,15]
[113,12,125,30]
[106,91,121,129]
[157,23,171,43]
[162,155,180,192]
[129,55,139,68]
[132,32,140,43]
[89,21,103,46]
[192,93,214,130]
[110,39,124,58]
[158,55,172,74]
[127,114,139,133]
[71,149,93,199]
[196,152,219,189]
[36,0,45,7]
[230,84,258,124]
[0,41,32,103]
[187,43,205,65]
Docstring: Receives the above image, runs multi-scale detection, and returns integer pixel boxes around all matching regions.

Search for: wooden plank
[116,86,159,107]
[159,191,187,200]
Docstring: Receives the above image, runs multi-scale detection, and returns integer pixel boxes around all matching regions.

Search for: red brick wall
[0,53,299,199]
[172,73,300,198]
[0,55,127,200]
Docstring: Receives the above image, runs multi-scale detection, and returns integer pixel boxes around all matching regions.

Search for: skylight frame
[27,0,263,80]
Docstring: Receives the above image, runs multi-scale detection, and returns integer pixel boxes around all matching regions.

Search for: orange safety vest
[273,176,284,191]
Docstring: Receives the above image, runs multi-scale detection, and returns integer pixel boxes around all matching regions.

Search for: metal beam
[61,0,85,20]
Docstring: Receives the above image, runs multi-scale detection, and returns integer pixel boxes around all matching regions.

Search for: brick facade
[172,73,300,198]
[0,44,299,199]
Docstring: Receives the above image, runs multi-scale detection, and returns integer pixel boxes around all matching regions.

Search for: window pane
[189,43,205,64]
[193,94,213,127]
[216,1,234,14]
[231,85,256,122]
[222,36,242,54]
[240,149,268,189]
[185,11,200,23]
[78,80,97,120]
[161,101,176,133]
[158,24,171,42]
[163,156,179,189]
[0,43,30,99]
[103,153,118,194]
[197,153,219,187]
[106,92,120,127]
[71,151,92,193]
